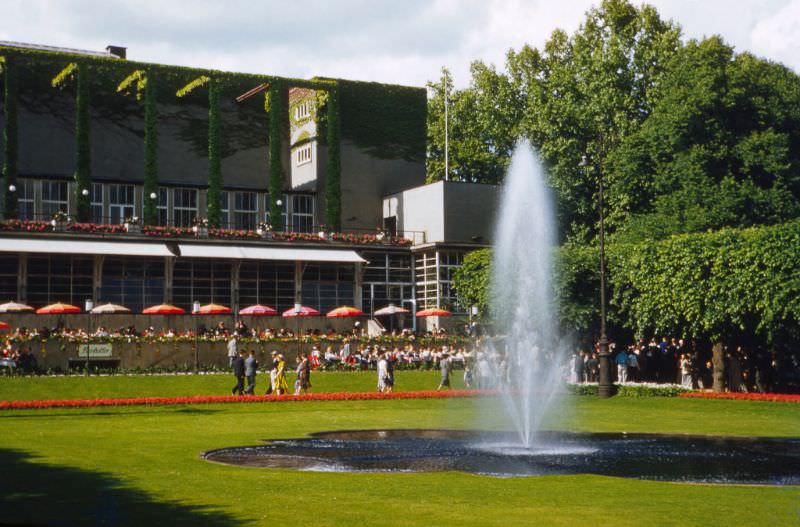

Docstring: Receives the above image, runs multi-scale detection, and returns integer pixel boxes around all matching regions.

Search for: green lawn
[0,373,798,526]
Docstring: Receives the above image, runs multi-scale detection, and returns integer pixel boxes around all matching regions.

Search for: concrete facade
[383,181,501,244]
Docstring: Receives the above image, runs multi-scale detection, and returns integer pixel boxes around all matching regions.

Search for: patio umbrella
[90,303,131,314]
[142,304,185,315]
[239,304,278,316]
[416,308,452,317]
[0,302,34,313]
[36,302,81,314]
[326,306,365,318]
[282,305,321,317]
[373,305,410,316]
[193,303,231,315]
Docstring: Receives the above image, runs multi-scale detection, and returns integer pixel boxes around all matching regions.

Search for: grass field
[1,373,798,526]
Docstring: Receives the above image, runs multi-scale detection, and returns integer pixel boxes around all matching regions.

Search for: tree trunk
[712,341,726,393]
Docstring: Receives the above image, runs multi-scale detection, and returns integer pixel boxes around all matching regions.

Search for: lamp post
[193,300,201,372]
[388,303,396,350]
[84,299,94,375]
[581,154,613,398]
[294,302,302,358]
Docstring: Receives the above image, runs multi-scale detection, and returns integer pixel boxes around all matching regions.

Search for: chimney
[106,45,127,59]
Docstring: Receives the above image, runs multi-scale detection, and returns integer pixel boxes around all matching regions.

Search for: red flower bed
[679,391,800,403]
[0,389,489,411]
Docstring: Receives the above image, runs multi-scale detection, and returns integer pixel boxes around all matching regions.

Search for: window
[296,145,312,166]
[90,183,104,223]
[233,191,257,230]
[17,179,35,220]
[173,188,198,227]
[100,257,164,312]
[108,184,135,224]
[302,264,355,314]
[291,194,314,233]
[156,188,168,226]
[41,181,68,219]
[26,255,93,306]
[0,255,18,300]
[239,261,295,313]
[361,251,414,316]
[294,100,312,121]
[172,259,231,309]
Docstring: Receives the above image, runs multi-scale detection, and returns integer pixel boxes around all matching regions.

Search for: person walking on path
[437,353,452,390]
[274,353,289,395]
[231,350,246,395]
[227,336,238,367]
[377,349,391,393]
[266,350,278,394]
[244,350,258,395]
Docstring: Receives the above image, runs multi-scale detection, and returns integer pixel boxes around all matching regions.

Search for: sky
[0,0,798,88]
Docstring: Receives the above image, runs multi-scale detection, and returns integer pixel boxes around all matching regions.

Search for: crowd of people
[570,337,800,393]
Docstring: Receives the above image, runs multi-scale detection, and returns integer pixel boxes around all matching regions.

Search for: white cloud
[750,0,800,69]
[0,0,796,89]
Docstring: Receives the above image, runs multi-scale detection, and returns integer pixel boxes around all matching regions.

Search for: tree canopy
[427,0,800,243]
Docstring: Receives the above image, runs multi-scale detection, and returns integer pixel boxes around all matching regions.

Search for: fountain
[481,139,565,447]
[202,143,800,486]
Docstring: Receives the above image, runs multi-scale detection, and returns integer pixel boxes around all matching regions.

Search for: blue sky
[0,0,798,87]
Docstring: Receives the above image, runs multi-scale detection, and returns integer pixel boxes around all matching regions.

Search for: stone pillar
[231,260,241,313]
[353,262,363,309]
[17,253,27,302]
[294,261,302,304]
[164,257,175,303]
[93,254,104,303]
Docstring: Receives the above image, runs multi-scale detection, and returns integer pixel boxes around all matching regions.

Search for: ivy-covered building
[0,41,497,322]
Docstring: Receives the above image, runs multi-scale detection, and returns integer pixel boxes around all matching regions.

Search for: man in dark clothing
[231,350,246,395]
[244,350,258,395]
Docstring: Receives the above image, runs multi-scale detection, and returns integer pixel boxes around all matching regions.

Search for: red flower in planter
[679,391,800,403]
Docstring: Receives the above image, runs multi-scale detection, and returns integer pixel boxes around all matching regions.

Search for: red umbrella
[142,304,185,315]
[36,302,81,314]
[282,305,321,317]
[0,321,10,332]
[0,302,34,313]
[416,308,452,317]
[193,303,231,315]
[239,304,278,316]
[326,306,365,318]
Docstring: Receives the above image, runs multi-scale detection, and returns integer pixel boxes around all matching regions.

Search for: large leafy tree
[609,37,800,242]
[427,63,522,184]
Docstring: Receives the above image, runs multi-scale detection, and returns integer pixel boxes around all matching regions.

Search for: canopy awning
[177,244,367,263]
[0,238,173,257]
[0,238,366,263]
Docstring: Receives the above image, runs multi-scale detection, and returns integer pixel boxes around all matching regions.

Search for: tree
[609,37,800,242]
[451,249,492,316]
[426,64,522,184]
[508,0,682,241]
[609,221,800,391]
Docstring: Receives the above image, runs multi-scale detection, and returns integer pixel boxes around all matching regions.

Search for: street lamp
[84,299,94,375]
[81,188,90,197]
[149,192,157,200]
[580,154,613,398]
[8,185,16,193]
[294,302,302,358]
[193,300,201,372]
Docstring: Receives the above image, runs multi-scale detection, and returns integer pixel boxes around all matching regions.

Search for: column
[92,254,104,302]
[353,262,363,309]
[17,253,27,302]
[294,261,302,304]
